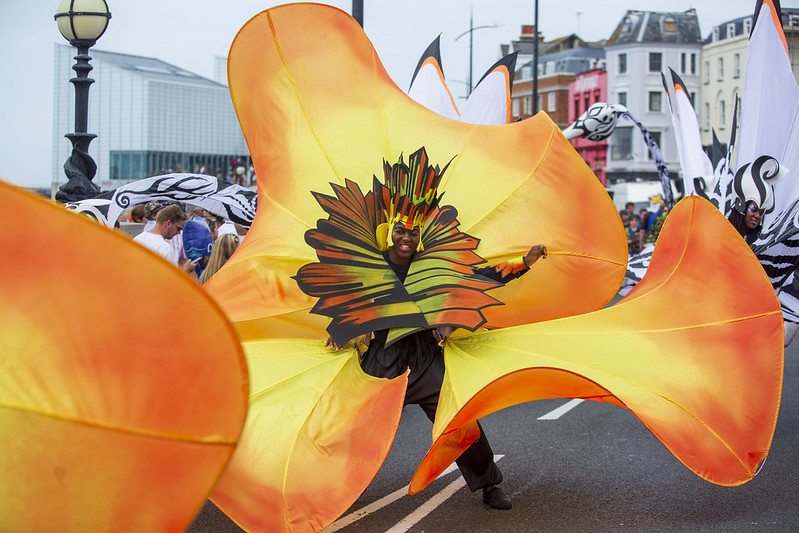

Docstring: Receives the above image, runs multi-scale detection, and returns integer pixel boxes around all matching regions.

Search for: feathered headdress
[375,147,450,251]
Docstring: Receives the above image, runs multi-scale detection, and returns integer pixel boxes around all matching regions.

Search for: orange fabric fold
[411,197,783,493]
[0,181,249,532]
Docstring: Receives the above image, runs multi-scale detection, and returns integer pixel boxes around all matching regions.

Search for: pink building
[568,69,608,185]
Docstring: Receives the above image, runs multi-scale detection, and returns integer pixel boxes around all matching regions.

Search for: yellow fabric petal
[410,197,783,493]
[0,181,249,532]
[209,3,627,331]
[210,342,407,533]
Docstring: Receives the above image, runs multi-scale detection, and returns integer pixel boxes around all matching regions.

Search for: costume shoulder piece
[294,147,507,346]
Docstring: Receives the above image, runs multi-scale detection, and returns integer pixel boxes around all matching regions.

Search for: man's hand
[325,337,343,351]
[433,326,455,347]
[179,257,197,275]
[523,244,548,267]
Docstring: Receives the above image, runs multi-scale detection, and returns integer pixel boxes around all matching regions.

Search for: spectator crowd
[123,200,244,283]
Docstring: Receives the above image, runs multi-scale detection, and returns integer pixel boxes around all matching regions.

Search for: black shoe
[482,485,512,510]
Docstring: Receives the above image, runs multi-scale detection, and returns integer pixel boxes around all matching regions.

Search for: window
[537,94,543,112]
[704,61,710,84]
[523,96,531,115]
[734,53,741,78]
[727,23,736,39]
[621,16,633,36]
[713,27,720,41]
[618,91,627,107]
[718,57,724,81]
[548,92,556,112]
[663,17,677,32]
[743,17,752,34]
[611,126,633,160]
[649,52,662,72]
[619,53,627,74]
[648,91,662,112]
[681,53,686,74]
[690,92,696,106]
[573,97,580,118]
[691,53,697,74]
[648,132,662,160]
[512,98,520,117]
[720,100,727,129]
[704,102,710,130]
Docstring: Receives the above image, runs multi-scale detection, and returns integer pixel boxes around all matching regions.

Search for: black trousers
[400,349,503,492]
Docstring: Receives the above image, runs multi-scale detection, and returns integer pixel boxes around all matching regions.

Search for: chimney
[521,24,536,40]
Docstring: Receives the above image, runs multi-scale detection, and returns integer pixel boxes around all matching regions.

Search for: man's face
[388,222,420,265]
[745,203,763,230]
[166,219,185,239]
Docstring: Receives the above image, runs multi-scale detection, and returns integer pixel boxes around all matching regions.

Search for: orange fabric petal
[410,197,783,493]
[210,344,407,532]
[0,182,248,532]
[208,3,627,332]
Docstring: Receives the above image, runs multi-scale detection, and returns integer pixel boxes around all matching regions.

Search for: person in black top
[328,220,547,510]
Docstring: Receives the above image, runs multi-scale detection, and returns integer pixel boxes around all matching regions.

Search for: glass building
[52,44,249,192]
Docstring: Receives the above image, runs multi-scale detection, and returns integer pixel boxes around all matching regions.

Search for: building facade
[52,45,249,192]
[700,8,799,148]
[604,9,703,185]
[568,69,609,185]
[505,26,605,128]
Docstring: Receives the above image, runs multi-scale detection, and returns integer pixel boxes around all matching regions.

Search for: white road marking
[537,398,585,420]
[324,455,504,532]
[384,477,466,533]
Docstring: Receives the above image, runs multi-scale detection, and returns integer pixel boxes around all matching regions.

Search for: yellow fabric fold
[210,343,407,532]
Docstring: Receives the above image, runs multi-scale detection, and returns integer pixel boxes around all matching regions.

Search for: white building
[52,45,249,192]
[604,10,703,186]
[700,8,799,148]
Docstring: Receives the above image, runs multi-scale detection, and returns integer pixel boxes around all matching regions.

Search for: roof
[513,41,605,78]
[606,9,702,46]
[704,7,799,43]
[510,33,605,56]
[89,48,226,89]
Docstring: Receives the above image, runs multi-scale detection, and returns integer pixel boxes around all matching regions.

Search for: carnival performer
[727,200,764,244]
[312,148,547,510]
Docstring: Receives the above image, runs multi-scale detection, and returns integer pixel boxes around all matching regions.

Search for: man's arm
[473,244,547,284]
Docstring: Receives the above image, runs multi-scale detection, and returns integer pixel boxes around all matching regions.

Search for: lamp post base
[56,135,100,203]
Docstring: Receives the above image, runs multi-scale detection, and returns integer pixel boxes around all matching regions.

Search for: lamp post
[352,0,363,27]
[54,0,111,203]
[454,7,499,96]
[532,0,539,115]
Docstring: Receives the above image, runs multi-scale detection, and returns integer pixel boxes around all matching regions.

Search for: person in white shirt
[133,204,196,275]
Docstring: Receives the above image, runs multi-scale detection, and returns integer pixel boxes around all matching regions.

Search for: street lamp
[454,7,499,96]
[54,0,111,203]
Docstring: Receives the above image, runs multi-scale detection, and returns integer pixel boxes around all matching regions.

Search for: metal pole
[352,0,363,27]
[468,7,474,95]
[532,0,539,116]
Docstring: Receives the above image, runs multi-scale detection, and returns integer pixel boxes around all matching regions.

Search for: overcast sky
[1,0,792,189]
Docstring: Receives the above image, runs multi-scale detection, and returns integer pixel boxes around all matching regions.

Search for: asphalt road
[190,339,799,532]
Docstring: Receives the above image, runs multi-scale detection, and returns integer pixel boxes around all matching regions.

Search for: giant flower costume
[199,3,784,532]
[0,3,784,533]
